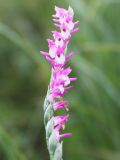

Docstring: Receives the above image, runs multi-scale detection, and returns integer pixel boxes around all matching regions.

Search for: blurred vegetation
[0,0,120,160]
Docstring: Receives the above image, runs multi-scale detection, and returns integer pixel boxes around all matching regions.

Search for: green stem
[44,70,55,159]
[50,154,54,160]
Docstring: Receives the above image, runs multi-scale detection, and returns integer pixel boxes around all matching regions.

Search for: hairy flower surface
[41,5,79,159]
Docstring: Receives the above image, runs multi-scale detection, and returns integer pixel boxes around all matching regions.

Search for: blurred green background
[0,0,120,160]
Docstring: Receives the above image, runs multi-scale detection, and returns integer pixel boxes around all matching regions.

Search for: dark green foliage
[0,0,120,159]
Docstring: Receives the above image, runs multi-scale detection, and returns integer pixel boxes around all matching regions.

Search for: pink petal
[71,27,79,34]
[74,21,80,26]
[59,133,72,138]
[40,51,49,56]
[66,52,75,59]
[70,77,77,81]
[46,56,54,63]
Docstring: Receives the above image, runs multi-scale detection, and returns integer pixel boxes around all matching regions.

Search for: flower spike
[40,6,79,160]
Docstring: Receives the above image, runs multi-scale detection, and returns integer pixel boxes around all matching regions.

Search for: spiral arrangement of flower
[40,6,79,160]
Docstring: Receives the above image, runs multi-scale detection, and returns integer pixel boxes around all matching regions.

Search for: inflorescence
[41,5,79,144]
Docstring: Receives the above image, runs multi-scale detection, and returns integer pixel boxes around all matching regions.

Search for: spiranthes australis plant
[40,6,79,160]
